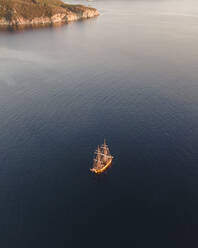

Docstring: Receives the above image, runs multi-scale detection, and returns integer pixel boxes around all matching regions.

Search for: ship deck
[90,158,113,174]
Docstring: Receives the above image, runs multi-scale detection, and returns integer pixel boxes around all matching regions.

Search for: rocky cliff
[0,0,99,27]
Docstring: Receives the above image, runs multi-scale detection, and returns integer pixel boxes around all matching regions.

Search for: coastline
[0,2,99,28]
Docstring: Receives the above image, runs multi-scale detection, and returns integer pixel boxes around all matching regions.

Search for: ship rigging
[90,140,113,174]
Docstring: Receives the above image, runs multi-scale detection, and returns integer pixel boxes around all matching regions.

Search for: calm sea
[1,0,198,247]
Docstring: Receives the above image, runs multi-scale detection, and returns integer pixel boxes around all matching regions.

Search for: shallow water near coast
[1,0,198,247]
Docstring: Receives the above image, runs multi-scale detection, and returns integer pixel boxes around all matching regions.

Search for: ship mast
[91,139,113,173]
[95,146,102,168]
[102,139,108,163]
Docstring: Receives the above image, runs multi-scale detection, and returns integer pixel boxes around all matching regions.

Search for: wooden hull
[90,158,113,174]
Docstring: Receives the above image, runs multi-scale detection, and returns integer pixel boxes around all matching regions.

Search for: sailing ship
[90,140,113,174]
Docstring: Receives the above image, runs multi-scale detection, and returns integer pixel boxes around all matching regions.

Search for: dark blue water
[1,0,198,247]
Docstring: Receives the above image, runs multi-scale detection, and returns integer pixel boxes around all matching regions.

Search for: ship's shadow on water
[91,163,114,182]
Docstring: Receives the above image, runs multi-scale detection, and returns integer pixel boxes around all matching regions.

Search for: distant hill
[0,0,99,27]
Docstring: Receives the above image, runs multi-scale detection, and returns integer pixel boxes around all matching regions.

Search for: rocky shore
[0,0,99,27]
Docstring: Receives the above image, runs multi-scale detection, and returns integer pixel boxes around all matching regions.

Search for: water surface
[1,0,198,247]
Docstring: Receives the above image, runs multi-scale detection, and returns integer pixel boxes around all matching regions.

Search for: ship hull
[90,158,113,174]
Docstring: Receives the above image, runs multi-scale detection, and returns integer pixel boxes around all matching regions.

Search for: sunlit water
[1,0,198,247]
